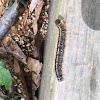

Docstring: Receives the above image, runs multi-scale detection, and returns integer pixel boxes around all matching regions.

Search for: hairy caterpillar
[55,19,66,81]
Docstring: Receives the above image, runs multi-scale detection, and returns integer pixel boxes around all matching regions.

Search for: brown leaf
[23,10,29,26]
[32,74,40,87]
[33,96,38,100]
[32,82,37,92]
[27,57,42,74]
[14,58,21,74]
[14,58,30,100]
[32,47,39,58]
[16,9,29,27]
[27,57,42,87]
[6,44,27,64]
[0,47,6,53]
[0,7,4,17]
[33,20,38,36]
[29,0,39,13]
[16,10,28,26]
[32,83,38,97]
[2,36,12,47]
[35,0,44,20]
[32,0,44,35]
[0,1,4,16]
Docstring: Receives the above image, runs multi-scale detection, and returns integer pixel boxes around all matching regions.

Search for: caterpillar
[55,19,66,81]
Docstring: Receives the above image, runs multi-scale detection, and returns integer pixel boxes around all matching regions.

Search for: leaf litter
[0,0,50,99]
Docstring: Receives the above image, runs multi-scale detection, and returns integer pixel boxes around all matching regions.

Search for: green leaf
[0,98,3,100]
[0,67,12,90]
[0,61,6,68]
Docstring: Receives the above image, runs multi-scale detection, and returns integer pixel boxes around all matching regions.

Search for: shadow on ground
[81,0,100,30]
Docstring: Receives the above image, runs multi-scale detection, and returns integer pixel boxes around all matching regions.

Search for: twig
[0,0,19,39]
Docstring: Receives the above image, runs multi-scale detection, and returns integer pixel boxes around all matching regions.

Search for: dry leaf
[27,57,42,87]
[35,0,44,20]
[32,74,40,87]
[29,0,39,13]
[14,58,21,74]
[23,10,29,26]
[32,83,38,100]
[32,82,37,92]
[32,46,39,58]
[2,36,12,46]
[6,44,27,64]
[33,20,38,36]
[0,1,4,16]
[14,58,30,100]
[0,47,6,53]
[33,96,38,100]
[27,57,42,74]
[32,0,44,35]
[16,9,28,27]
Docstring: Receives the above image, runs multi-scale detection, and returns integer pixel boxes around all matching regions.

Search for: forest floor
[0,0,49,100]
